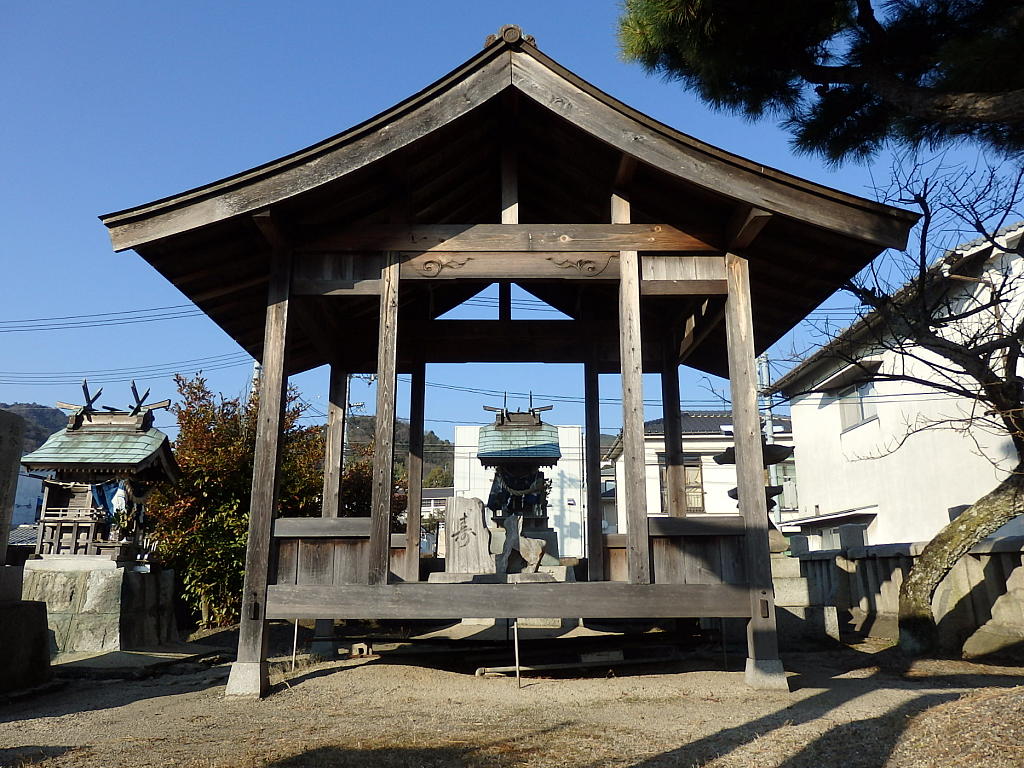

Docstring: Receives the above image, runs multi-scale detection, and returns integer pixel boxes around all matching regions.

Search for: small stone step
[770,554,802,579]
[773,576,819,607]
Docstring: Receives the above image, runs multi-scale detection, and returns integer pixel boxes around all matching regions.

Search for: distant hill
[1,403,66,454]
[346,415,455,479]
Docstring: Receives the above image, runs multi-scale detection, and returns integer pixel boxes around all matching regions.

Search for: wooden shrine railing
[264,515,752,621]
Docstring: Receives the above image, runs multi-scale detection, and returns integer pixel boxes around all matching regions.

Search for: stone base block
[538,565,576,582]
[22,561,177,654]
[962,622,1024,659]
[772,577,818,607]
[0,601,52,693]
[769,555,802,579]
[309,618,337,659]
[777,605,840,645]
[225,660,268,698]
[427,572,556,584]
[516,617,564,629]
[744,658,789,690]
[0,566,24,604]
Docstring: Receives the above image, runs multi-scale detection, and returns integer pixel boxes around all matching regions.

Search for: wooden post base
[744,657,789,690]
[225,660,269,698]
[309,618,338,658]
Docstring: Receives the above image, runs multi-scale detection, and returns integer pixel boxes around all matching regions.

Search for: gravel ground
[1,635,1022,768]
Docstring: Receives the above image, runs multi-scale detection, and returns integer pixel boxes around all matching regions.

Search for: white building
[13,472,43,527]
[604,411,796,531]
[453,424,587,558]
[773,223,1024,549]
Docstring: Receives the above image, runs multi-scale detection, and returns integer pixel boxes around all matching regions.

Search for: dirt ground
[2,627,1022,768]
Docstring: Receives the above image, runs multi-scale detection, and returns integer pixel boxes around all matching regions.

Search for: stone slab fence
[791,525,1024,657]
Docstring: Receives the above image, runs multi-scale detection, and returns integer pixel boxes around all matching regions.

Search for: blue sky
[2,2,886,440]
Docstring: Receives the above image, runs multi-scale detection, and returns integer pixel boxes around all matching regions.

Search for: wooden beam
[274,517,371,538]
[405,361,425,582]
[614,192,651,585]
[660,345,687,517]
[728,206,773,251]
[289,301,339,371]
[511,52,914,250]
[226,244,291,697]
[411,319,588,341]
[641,255,725,280]
[724,251,785,681]
[265,583,753,620]
[641,279,727,296]
[614,154,637,192]
[400,251,620,280]
[648,514,745,536]
[679,299,726,363]
[292,278,381,296]
[300,224,717,253]
[584,358,605,582]
[368,252,400,585]
[321,366,348,519]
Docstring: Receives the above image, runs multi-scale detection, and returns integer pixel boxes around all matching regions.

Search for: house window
[658,454,704,514]
[778,458,798,511]
[838,381,878,430]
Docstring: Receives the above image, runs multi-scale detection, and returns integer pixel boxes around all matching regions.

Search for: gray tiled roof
[8,525,38,547]
[644,411,791,435]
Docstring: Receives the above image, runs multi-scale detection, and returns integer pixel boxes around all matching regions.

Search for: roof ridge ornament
[485,25,535,49]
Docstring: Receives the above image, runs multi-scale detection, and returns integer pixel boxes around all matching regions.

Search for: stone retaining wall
[794,529,1024,657]
[22,558,177,655]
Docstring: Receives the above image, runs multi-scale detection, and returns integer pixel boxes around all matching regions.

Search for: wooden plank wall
[605,536,747,585]
[273,536,411,586]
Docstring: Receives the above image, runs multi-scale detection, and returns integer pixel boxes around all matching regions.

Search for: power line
[0,308,205,332]
[0,353,253,386]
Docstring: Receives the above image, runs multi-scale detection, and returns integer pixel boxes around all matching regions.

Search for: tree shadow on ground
[265,745,474,768]
[0,745,75,766]
[0,663,229,724]
[628,646,1022,768]
[261,723,573,768]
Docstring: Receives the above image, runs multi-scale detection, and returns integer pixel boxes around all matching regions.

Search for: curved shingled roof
[22,417,179,481]
[99,25,919,379]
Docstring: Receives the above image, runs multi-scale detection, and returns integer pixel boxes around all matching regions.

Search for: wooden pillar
[226,248,291,697]
[660,343,687,517]
[368,251,400,585]
[724,251,787,689]
[584,358,605,581]
[312,364,348,658]
[614,191,650,585]
[321,365,348,518]
[499,133,517,321]
[405,361,426,582]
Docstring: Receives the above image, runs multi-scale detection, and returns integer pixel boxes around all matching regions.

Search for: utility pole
[756,354,781,524]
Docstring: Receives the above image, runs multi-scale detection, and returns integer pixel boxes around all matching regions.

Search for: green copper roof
[478,422,560,462]
[22,425,177,478]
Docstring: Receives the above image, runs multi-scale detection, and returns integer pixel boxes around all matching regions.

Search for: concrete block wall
[22,559,178,656]
[797,532,1024,657]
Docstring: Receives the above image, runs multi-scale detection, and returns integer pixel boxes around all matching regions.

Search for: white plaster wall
[790,326,1023,545]
[451,424,587,558]
[13,473,42,526]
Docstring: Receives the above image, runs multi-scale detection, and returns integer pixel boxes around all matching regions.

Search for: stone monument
[0,409,51,693]
[429,404,573,584]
